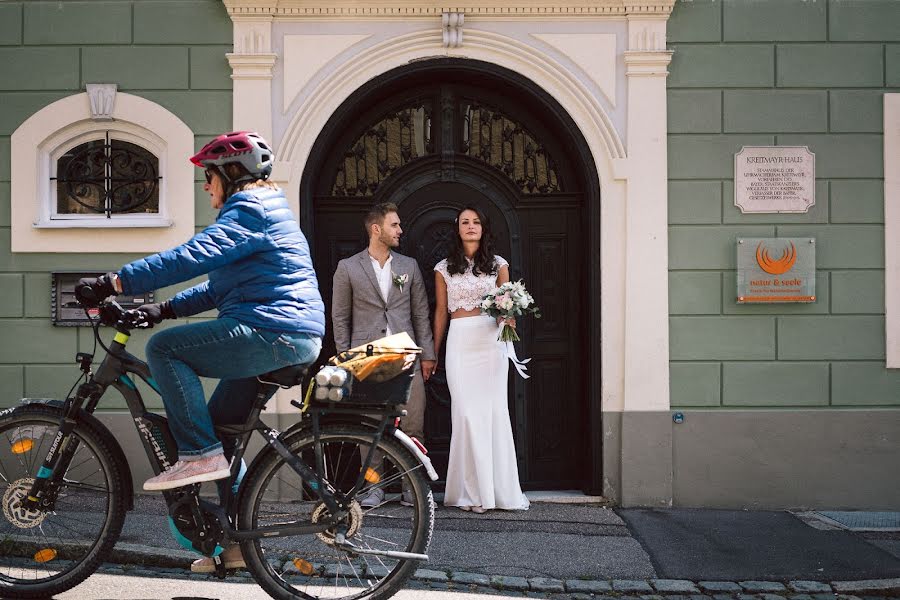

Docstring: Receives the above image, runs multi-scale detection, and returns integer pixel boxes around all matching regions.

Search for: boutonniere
[392,272,409,292]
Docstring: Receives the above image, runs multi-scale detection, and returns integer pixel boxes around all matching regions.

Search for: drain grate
[815,511,900,531]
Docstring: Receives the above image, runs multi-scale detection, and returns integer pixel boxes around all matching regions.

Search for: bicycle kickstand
[213,555,227,580]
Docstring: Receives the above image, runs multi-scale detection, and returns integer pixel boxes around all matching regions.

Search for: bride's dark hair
[446,205,497,276]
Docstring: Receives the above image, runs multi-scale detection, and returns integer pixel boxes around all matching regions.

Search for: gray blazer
[331,250,436,361]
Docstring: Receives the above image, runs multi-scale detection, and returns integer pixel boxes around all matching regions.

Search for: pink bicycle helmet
[190,131,274,183]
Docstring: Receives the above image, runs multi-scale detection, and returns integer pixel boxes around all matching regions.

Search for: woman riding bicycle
[75,131,324,568]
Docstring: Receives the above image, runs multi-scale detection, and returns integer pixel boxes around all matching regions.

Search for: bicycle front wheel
[0,404,127,598]
[239,426,435,600]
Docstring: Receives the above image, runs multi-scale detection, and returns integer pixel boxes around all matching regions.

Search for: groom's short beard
[380,230,399,248]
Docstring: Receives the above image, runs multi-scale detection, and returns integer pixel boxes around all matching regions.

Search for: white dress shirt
[369,253,393,336]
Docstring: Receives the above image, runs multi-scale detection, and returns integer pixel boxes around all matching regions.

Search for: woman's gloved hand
[134,301,176,327]
[74,273,118,306]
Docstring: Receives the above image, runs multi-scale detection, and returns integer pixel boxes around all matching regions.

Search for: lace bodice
[434,255,508,312]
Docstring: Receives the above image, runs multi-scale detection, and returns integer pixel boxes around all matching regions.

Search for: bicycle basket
[316,333,422,406]
[347,359,417,405]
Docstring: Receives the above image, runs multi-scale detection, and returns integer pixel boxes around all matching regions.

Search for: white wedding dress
[435,256,529,511]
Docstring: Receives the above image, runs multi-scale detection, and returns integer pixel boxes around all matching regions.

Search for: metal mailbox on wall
[51,272,154,326]
[736,238,816,304]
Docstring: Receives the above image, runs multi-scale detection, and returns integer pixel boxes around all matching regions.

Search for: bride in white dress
[431,206,529,514]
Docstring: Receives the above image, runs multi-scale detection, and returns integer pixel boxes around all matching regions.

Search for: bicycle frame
[22,312,404,547]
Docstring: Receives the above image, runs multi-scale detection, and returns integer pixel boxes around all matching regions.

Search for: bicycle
[0,297,437,600]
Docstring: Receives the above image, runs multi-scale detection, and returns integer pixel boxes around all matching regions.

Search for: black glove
[74,273,118,307]
[134,301,176,327]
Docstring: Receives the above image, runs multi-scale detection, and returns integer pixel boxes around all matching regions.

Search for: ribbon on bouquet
[498,323,531,379]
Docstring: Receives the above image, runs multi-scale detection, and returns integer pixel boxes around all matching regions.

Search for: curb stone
[529,577,565,593]
[653,579,701,593]
[449,571,490,586]
[109,542,196,568]
[700,581,745,593]
[491,575,530,591]
[833,579,900,594]
[791,581,835,593]
[740,581,789,592]
[614,579,656,593]
[567,579,613,594]
[414,568,449,583]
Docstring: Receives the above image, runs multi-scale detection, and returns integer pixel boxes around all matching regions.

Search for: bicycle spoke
[58,480,108,494]
[0,414,120,592]
[0,452,13,484]
[242,428,433,600]
[272,473,306,498]
[356,532,400,548]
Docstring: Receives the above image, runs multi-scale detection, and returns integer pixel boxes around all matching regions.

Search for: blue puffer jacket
[118,187,325,337]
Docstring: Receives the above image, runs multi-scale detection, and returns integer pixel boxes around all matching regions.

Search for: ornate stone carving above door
[222,1,675,18]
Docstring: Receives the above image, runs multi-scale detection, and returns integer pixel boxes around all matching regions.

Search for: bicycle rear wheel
[0,404,127,598]
[239,425,435,600]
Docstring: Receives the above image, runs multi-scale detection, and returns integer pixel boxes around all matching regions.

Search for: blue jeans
[145,318,321,462]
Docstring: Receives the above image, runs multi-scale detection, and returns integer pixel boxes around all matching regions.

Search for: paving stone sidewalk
[75,497,900,598]
[89,563,900,599]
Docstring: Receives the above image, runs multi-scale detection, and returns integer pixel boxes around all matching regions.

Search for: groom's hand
[421,360,436,382]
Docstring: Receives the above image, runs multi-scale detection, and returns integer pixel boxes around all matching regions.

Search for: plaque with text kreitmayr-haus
[734,146,815,213]
[736,238,815,304]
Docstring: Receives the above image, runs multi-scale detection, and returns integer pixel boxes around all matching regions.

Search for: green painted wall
[0,0,232,408]
[668,0,899,408]
[3,0,896,414]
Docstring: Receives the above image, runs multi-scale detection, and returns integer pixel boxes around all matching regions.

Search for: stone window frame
[885,93,899,369]
[11,91,195,253]
[46,127,166,226]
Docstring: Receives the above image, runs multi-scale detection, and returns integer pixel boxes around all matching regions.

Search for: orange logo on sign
[756,241,797,275]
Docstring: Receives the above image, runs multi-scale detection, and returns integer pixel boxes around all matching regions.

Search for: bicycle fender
[392,429,439,482]
[14,398,135,511]
[279,415,438,481]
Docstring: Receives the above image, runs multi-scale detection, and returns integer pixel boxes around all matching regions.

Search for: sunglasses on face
[204,169,213,184]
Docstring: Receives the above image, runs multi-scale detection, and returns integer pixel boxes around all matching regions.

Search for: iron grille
[52,132,161,218]
[331,103,433,196]
[462,101,562,193]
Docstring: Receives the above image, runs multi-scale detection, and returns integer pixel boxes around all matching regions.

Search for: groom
[331,202,436,506]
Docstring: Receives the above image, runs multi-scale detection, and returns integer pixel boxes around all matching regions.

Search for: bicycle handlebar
[81,298,153,333]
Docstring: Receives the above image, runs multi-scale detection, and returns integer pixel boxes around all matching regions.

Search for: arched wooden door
[304,61,600,492]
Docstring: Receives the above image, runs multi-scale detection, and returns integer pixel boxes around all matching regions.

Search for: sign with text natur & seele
[736,238,815,304]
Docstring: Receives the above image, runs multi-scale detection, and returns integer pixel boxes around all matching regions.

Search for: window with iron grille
[51,132,161,220]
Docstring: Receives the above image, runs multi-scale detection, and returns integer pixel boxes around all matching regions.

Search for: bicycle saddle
[257,364,309,388]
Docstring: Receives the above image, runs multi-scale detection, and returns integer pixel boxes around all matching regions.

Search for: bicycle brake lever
[122,309,152,329]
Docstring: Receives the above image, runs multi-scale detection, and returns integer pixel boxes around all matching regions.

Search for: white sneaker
[359,487,385,508]
[143,454,231,491]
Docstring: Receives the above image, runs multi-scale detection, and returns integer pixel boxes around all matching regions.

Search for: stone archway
[301,59,601,492]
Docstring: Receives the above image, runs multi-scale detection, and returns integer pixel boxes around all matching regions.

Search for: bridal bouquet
[481,280,541,342]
